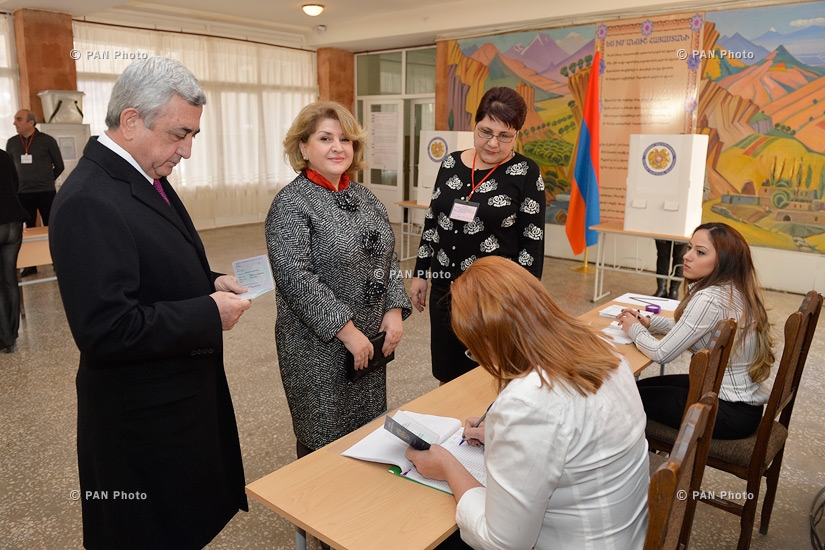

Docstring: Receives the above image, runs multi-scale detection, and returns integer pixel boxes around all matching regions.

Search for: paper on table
[615,293,679,312]
[342,410,486,495]
[599,305,625,318]
[602,305,653,321]
[232,254,275,299]
[602,325,633,345]
[343,411,460,472]
[403,429,487,494]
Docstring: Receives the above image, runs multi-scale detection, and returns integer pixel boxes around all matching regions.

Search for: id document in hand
[342,410,486,494]
[232,254,275,299]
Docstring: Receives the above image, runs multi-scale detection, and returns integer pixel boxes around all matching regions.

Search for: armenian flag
[565,50,601,256]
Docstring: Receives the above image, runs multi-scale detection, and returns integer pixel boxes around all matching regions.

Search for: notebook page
[404,429,486,494]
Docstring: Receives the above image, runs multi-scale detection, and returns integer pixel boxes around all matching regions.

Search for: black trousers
[637,374,764,439]
[0,221,23,347]
[429,283,477,383]
[18,190,56,228]
[654,239,685,278]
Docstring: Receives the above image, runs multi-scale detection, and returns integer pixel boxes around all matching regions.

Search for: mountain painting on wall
[701,1,825,252]
[448,26,598,226]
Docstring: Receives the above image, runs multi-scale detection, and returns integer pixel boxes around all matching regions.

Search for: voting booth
[39,122,91,191]
[38,90,85,123]
[417,130,474,206]
[624,134,708,237]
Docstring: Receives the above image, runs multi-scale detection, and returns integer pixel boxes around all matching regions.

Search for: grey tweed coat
[265,174,412,450]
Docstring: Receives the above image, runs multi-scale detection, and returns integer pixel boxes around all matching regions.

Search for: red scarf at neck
[305,168,350,191]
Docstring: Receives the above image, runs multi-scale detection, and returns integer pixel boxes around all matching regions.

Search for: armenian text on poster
[599,14,702,221]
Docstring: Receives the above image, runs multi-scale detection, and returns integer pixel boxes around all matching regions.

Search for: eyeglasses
[475,127,516,144]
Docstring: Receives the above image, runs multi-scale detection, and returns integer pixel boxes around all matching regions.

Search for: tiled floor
[1,222,822,549]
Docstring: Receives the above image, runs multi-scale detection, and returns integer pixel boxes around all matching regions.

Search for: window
[357,52,402,96]
[73,22,318,228]
[0,15,20,130]
[405,48,435,95]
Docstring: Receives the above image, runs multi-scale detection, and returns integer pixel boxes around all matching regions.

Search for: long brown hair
[677,222,775,382]
[449,256,620,395]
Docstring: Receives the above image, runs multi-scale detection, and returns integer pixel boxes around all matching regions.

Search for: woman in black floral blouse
[411,87,546,383]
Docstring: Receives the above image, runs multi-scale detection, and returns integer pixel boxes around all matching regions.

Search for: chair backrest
[703,318,737,401]
[682,318,736,421]
[645,395,716,550]
[760,291,822,438]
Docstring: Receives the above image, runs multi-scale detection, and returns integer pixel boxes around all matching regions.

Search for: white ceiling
[0,0,799,52]
[0,0,530,51]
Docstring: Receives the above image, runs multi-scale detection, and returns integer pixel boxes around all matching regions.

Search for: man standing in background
[6,108,64,276]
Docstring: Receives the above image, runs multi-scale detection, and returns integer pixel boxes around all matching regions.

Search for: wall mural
[701,2,825,253]
[446,27,598,226]
[445,0,825,253]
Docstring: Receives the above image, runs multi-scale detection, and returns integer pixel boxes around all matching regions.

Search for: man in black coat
[49,57,251,549]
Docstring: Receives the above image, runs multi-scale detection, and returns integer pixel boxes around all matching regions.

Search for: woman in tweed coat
[265,102,412,457]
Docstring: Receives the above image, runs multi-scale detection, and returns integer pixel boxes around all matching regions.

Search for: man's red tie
[153,179,171,205]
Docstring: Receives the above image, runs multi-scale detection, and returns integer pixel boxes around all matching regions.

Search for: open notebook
[342,410,486,494]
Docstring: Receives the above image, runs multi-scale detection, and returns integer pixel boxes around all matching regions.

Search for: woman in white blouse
[407,256,649,550]
[618,222,775,439]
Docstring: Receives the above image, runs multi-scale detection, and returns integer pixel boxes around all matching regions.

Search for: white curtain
[73,22,318,229]
[0,15,19,137]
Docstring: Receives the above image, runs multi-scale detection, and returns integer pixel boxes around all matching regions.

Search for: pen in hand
[459,407,491,446]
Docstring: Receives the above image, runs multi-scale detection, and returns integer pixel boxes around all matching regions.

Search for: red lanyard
[469,153,505,199]
[19,130,35,154]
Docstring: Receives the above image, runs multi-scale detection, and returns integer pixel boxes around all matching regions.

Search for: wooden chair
[646,318,737,452]
[700,290,823,549]
[645,394,716,550]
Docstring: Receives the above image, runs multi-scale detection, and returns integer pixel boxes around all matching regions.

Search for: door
[360,99,404,223]
[409,99,435,202]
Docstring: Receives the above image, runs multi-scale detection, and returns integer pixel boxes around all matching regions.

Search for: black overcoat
[50,137,247,549]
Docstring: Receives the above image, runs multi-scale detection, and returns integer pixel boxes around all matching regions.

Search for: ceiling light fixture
[302,4,325,16]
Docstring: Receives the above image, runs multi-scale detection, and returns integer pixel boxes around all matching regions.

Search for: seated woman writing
[618,222,775,439]
[406,256,649,550]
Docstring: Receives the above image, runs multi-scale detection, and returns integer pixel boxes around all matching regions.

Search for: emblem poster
[599,13,703,220]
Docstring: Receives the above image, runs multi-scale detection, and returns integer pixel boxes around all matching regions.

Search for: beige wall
[13,9,77,122]
[316,48,354,110]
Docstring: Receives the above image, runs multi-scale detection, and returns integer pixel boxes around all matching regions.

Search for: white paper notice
[232,255,274,300]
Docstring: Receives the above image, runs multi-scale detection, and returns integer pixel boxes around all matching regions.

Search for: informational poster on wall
[598,13,703,220]
[368,111,399,170]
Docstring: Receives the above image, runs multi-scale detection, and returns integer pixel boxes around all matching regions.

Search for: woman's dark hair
[474,87,527,131]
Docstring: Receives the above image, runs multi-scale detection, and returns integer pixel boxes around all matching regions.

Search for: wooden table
[578,299,661,375]
[590,221,690,302]
[247,367,498,550]
[394,200,428,262]
[17,227,55,318]
[246,299,663,549]
[17,226,52,272]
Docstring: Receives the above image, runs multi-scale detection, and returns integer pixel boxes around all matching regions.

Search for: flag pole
[569,246,596,273]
